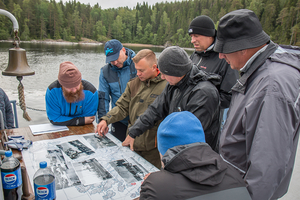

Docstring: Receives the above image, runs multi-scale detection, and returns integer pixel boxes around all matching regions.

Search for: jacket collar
[193,38,216,57]
[144,73,164,87]
[232,41,277,94]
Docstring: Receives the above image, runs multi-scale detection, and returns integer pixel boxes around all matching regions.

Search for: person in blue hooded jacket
[98,39,137,141]
[46,61,98,126]
[140,111,251,200]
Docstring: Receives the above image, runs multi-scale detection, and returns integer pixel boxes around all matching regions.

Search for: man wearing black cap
[214,9,300,200]
[98,39,137,142]
[188,15,239,110]
[122,46,221,153]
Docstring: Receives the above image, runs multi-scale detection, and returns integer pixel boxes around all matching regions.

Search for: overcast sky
[67,0,179,9]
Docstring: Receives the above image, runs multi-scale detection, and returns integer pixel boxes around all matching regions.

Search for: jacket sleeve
[218,61,239,109]
[243,92,298,200]
[185,83,220,140]
[98,67,110,115]
[140,171,174,200]
[128,86,169,138]
[1,89,14,129]
[101,82,131,124]
[46,88,85,126]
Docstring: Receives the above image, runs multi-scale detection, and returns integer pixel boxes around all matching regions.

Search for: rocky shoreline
[0,38,195,51]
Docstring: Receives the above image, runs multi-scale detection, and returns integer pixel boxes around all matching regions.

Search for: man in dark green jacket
[96,49,167,168]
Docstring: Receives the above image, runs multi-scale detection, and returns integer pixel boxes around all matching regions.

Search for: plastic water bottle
[0,151,23,200]
[33,161,56,200]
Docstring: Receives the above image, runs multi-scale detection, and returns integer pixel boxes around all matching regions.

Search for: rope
[17,76,31,121]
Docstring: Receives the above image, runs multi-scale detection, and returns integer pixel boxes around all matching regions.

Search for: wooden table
[0,124,96,199]
[1,124,95,142]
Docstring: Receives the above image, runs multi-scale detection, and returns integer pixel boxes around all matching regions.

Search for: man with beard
[46,61,98,126]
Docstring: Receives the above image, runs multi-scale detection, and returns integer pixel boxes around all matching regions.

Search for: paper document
[29,123,69,135]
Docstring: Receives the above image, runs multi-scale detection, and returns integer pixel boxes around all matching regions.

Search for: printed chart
[22,133,159,200]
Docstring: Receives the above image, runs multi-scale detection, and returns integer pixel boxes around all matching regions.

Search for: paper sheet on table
[29,123,69,135]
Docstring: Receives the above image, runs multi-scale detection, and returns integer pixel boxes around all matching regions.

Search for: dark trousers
[135,148,161,169]
[111,121,127,142]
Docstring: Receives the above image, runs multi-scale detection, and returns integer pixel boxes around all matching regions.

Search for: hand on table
[96,120,109,136]
[122,135,135,151]
[85,116,95,124]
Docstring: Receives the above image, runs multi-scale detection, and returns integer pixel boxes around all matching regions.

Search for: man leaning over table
[96,49,167,168]
[122,46,221,152]
[46,61,98,126]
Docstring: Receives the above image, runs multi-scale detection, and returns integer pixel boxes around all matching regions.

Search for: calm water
[0,41,171,128]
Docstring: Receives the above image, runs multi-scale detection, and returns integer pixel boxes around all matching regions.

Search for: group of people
[41,9,300,200]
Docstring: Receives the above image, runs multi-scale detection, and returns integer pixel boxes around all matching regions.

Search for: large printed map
[22,133,159,200]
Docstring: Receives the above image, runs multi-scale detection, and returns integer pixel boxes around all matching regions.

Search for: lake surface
[0,41,171,128]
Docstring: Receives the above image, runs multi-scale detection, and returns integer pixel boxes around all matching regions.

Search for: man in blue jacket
[98,39,137,141]
[46,61,98,126]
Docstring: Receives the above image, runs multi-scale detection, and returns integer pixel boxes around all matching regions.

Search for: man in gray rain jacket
[214,9,300,199]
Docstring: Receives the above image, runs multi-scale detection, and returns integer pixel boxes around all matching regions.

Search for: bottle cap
[5,151,12,157]
[39,161,47,168]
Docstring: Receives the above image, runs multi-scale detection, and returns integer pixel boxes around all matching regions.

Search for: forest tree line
[0,0,299,48]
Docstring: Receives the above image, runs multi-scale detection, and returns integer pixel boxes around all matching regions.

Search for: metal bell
[2,47,35,76]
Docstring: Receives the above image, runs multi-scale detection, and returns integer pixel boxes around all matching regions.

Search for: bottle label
[1,167,22,189]
[34,180,56,200]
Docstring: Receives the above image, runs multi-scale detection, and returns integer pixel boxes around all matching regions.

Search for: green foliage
[21,18,30,41]
[0,29,10,40]
[0,0,299,46]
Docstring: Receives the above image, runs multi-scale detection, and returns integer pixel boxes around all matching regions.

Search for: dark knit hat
[188,15,216,37]
[104,39,123,63]
[214,9,270,54]
[58,61,82,88]
[158,46,193,77]
[157,111,206,155]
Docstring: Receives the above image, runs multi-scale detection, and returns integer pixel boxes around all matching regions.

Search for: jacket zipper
[69,104,71,116]
[118,78,122,94]
[196,57,202,67]
[69,104,78,115]
[74,105,78,115]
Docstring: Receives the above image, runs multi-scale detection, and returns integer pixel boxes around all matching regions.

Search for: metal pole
[0,9,19,32]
